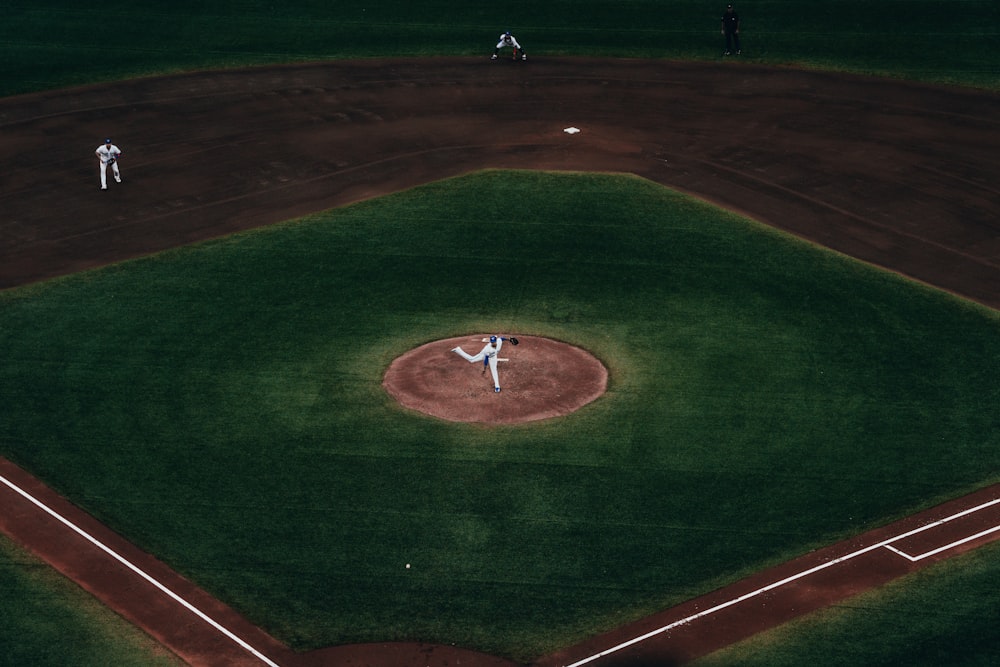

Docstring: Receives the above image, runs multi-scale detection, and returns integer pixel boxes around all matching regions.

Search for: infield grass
[1,1,997,95]
[2,171,999,661]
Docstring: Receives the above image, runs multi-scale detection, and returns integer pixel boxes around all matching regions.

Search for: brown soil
[382,335,607,424]
[1,57,999,667]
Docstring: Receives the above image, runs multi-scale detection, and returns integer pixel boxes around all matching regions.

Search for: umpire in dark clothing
[721,4,741,55]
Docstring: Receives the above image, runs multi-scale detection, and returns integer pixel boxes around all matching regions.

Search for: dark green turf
[3,171,998,660]
[0,535,184,667]
[1,1,996,95]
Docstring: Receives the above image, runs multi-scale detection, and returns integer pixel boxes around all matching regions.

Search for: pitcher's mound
[383,335,608,424]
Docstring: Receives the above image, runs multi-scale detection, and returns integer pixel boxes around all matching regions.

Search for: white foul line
[0,473,282,667]
[885,524,1000,562]
[3,465,996,667]
[564,496,1000,667]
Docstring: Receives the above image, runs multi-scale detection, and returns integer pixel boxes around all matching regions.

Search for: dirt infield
[2,58,999,665]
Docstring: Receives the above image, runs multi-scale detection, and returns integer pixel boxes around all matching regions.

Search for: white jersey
[96,144,121,164]
[452,335,509,391]
[496,34,522,50]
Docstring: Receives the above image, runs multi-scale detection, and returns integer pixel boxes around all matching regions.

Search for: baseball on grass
[406,563,411,569]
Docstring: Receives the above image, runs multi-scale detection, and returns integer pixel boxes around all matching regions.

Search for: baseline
[556,493,1000,667]
[0,467,284,667]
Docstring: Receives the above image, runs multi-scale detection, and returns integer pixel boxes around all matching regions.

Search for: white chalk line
[564,496,1000,667]
[3,464,997,667]
[886,524,1000,562]
[0,473,282,667]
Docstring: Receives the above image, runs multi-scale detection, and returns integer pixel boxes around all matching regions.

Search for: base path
[0,458,518,667]
[1,58,999,665]
[537,485,1000,666]
[2,58,999,309]
[3,456,997,667]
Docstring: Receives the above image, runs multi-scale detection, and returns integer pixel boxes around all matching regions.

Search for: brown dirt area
[383,335,607,424]
[1,58,999,666]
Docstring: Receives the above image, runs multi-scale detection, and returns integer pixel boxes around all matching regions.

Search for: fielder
[452,335,519,392]
[95,138,122,190]
[721,4,741,56]
[492,31,526,61]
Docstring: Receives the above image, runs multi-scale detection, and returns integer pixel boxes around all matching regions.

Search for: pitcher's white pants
[453,345,501,391]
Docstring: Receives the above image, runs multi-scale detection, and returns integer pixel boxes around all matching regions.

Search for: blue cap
[105,138,112,143]
[490,335,497,343]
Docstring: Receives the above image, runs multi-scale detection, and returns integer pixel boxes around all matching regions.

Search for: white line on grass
[3,465,997,667]
[0,473,282,667]
[563,496,1000,667]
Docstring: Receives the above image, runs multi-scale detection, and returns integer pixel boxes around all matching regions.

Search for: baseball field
[2,2,999,666]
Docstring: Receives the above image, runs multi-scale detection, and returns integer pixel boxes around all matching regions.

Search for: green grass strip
[1,1,997,95]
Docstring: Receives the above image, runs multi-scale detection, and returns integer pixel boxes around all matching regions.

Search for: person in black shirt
[721,4,741,55]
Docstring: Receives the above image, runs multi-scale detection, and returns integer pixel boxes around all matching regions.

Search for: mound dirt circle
[382,335,608,424]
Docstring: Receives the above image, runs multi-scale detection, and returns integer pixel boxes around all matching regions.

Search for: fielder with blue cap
[95,137,123,190]
[491,30,526,61]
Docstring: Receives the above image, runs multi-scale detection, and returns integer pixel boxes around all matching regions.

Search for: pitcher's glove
[509,337,519,345]
[107,157,116,164]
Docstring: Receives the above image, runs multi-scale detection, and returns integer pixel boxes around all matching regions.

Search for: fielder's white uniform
[453,335,508,392]
[95,140,122,190]
[493,32,526,60]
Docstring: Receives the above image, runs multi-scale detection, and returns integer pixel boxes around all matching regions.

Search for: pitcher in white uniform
[452,335,514,392]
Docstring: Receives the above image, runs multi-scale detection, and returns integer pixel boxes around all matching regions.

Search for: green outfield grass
[1,1,997,96]
[2,171,999,661]
[0,535,184,667]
